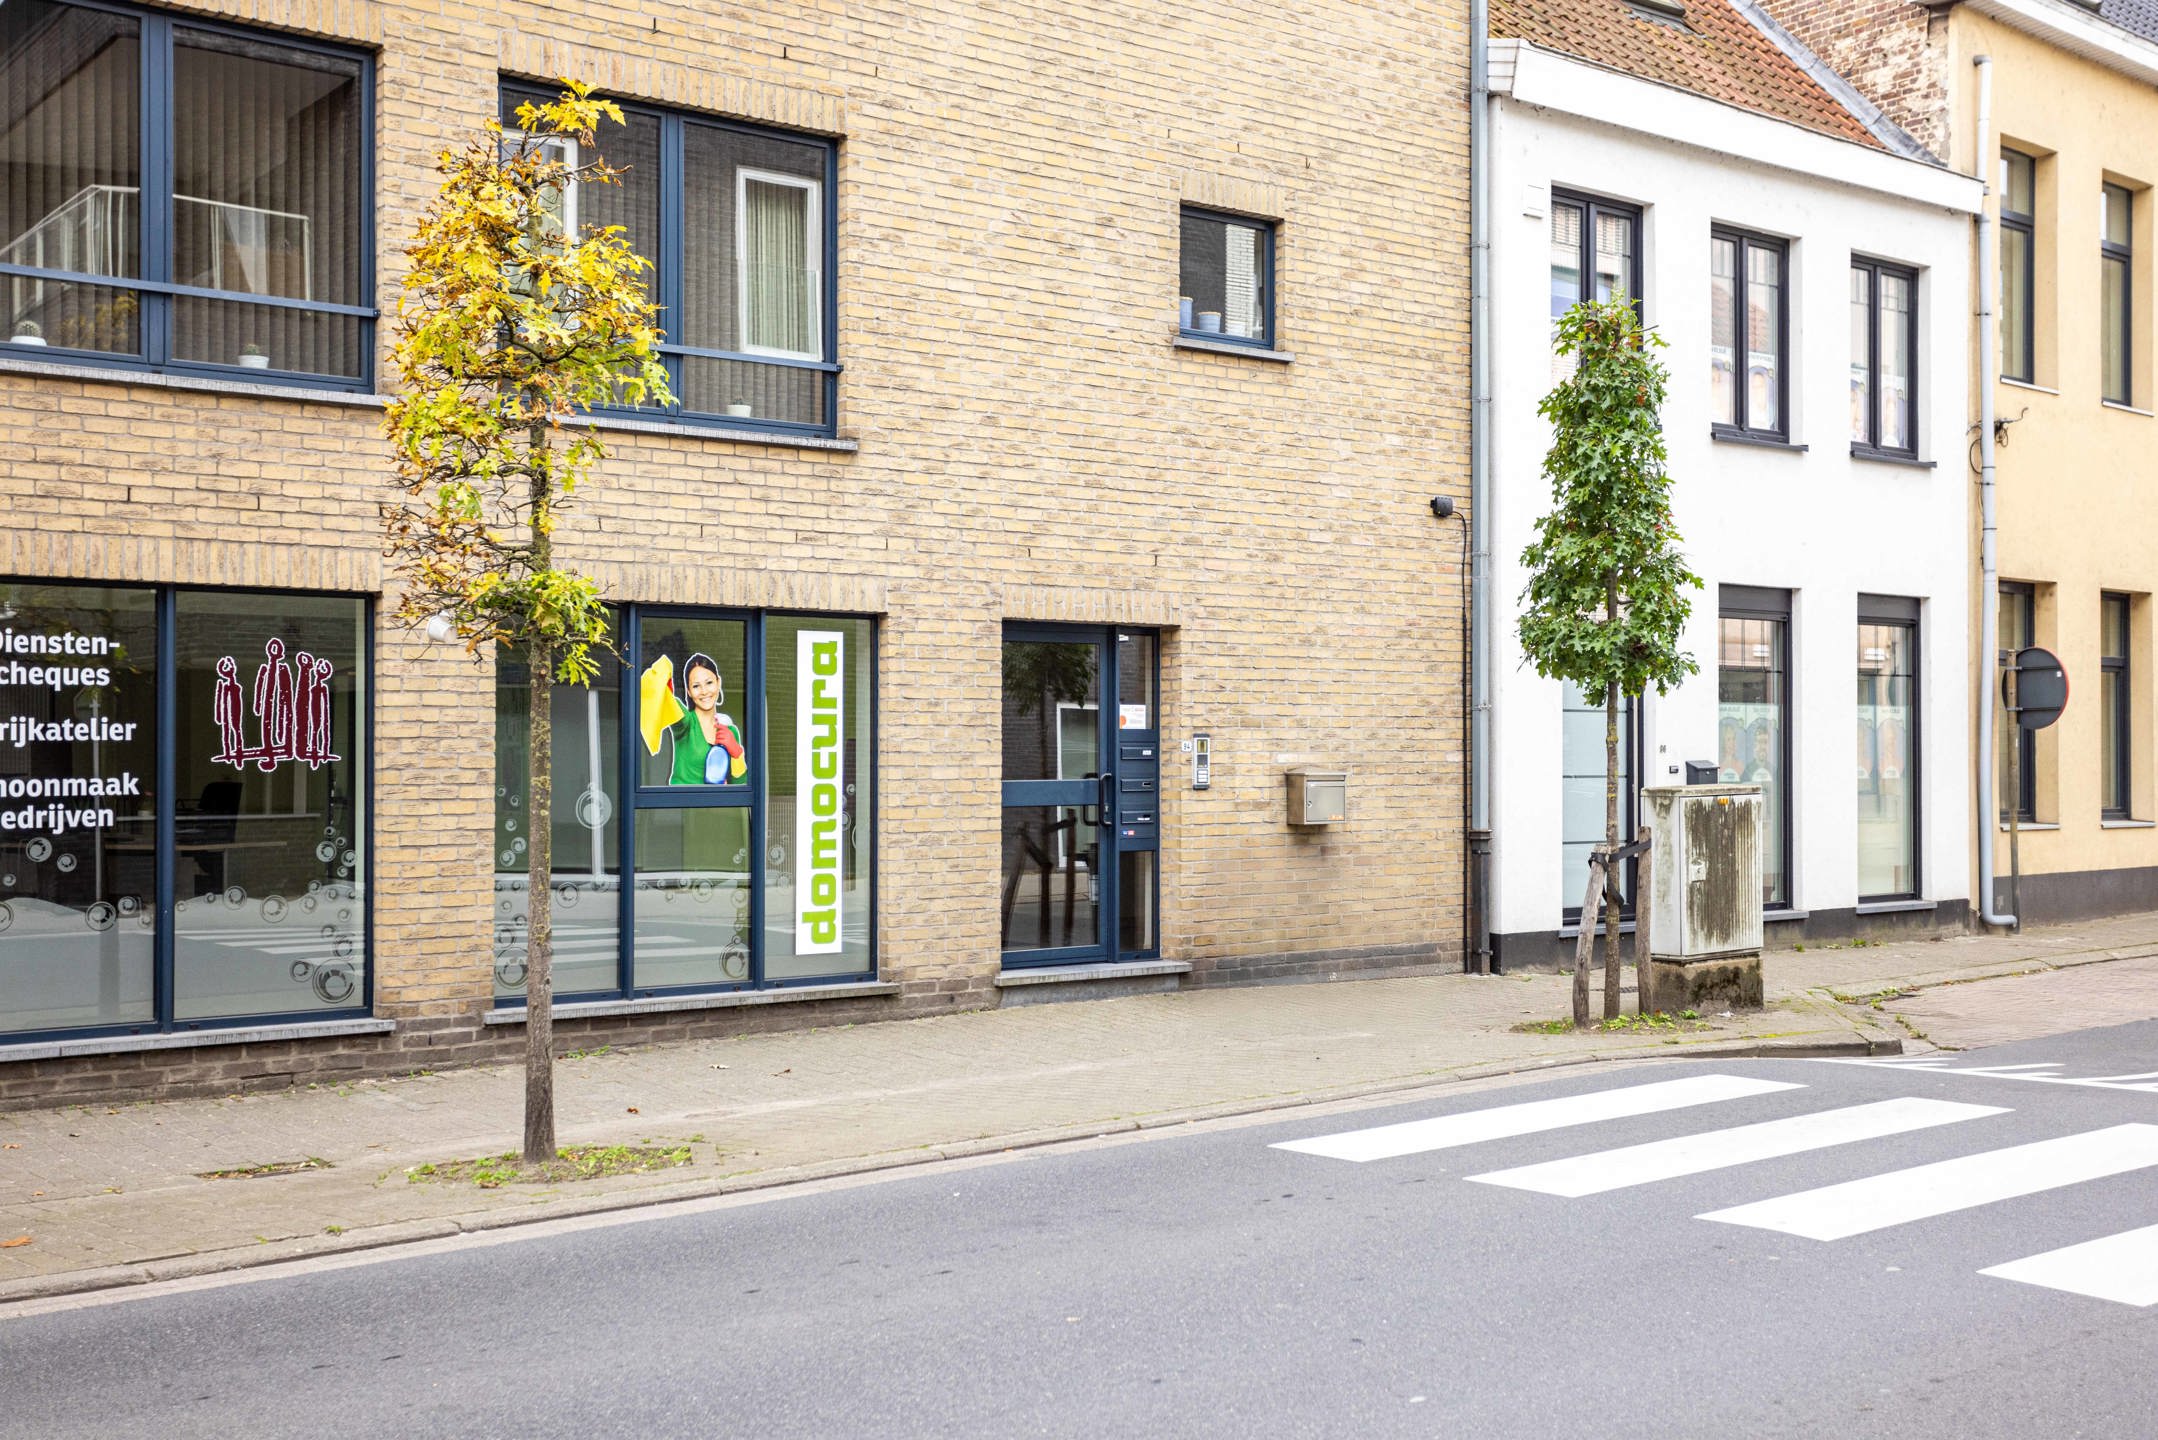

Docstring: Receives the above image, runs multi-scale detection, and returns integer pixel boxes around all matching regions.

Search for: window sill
[1711,429,1807,452]
[0,1016,395,1066]
[2102,400,2156,418]
[1999,377,2059,395]
[1855,898,1938,915]
[2102,818,2157,829]
[996,959,1193,987]
[482,980,899,1025]
[1850,446,1935,469]
[1998,821,2060,832]
[1556,919,1635,940]
[578,412,859,452]
[1764,907,1809,923]
[0,354,384,408]
[1172,334,1294,363]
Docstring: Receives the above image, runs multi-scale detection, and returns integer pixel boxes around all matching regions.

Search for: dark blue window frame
[496,604,878,1008]
[501,81,842,438]
[1178,204,1276,351]
[0,0,376,393]
[0,580,375,1045]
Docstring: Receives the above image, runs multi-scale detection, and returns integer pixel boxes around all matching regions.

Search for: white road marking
[1982,1223,2158,1306]
[1814,1057,2158,1094]
[1467,1098,2008,1197]
[1699,1123,2158,1240]
[1270,1074,1801,1163]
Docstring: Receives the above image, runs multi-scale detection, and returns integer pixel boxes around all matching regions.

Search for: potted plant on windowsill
[724,400,753,418]
[10,321,46,347]
[238,343,271,369]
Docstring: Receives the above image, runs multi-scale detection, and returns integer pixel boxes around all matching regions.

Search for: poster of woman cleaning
[639,626,748,786]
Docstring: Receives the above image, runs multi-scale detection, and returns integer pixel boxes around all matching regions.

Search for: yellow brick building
[0,0,1471,1102]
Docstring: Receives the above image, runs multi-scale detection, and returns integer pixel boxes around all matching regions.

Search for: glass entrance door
[1000,626,1158,966]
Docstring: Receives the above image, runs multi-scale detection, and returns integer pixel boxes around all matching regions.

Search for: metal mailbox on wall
[1286,768,1347,826]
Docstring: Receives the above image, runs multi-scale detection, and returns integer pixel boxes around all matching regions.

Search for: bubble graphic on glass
[26,838,52,863]
[313,966,356,1004]
[317,841,337,863]
[768,845,785,865]
[118,894,140,915]
[290,960,313,982]
[557,884,580,908]
[334,937,354,960]
[85,901,115,931]
[1,874,13,889]
[512,838,526,856]
[54,853,76,874]
[509,793,521,809]
[575,787,613,831]
[262,896,288,923]
[499,850,516,867]
[307,879,322,895]
[504,819,517,834]
[342,850,357,869]
[0,903,14,933]
[224,886,245,906]
[321,925,336,939]
[732,849,748,866]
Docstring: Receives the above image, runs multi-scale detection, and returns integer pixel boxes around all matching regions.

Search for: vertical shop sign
[794,630,845,955]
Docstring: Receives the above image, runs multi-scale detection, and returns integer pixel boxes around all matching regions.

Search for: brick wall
[0,0,1470,1105]
[1755,0,1950,157]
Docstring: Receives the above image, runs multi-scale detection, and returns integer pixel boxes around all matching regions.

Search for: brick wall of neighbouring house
[0,0,1470,1106]
[1754,0,1952,157]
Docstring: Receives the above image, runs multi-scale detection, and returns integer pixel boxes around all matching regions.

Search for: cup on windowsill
[1179,296,1194,329]
[725,402,753,418]
[1195,311,1223,334]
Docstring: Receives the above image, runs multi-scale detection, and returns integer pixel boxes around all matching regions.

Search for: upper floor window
[501,84,837,434]
[2102,183,2133,406]
[1549,192,1640,381]
[1179,207,1273,348]
[1850,258,1918,458]
[0,1,371,387]
[1710,228,1787,440]
[2000,149,2037,383]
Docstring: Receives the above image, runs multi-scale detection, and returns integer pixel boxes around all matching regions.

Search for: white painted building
[1485,0,1985,966]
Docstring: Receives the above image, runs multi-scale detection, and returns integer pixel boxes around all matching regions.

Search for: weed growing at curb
[197,1157,333,1181]
[406,1143,694,1189]
[1512,1010,1710,1036]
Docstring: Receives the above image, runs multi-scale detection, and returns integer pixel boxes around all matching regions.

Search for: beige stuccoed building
[0,0,1470,1104]
[1762,0,2158,925]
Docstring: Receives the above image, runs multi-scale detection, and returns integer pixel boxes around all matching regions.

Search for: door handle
[1098,771,1115,820]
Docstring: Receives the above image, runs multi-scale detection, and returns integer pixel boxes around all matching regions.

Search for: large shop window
[0,1,372,386]
[1717,587,1792,909]
[493,609,874,1002]
[0,583,369,1041]
[1857,598,1919,901]
[498,84,838,436]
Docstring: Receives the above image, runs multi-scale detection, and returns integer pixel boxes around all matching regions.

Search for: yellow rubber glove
[638,655,686,755]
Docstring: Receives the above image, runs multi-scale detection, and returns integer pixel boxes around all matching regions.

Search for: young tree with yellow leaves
[383,85,671,1163]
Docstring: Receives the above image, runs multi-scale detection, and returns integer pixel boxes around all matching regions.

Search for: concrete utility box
[1286,768,1347,825]
[1643,784,1764,1008]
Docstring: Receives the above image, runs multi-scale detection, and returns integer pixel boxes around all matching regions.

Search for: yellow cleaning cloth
[639,655,686,755]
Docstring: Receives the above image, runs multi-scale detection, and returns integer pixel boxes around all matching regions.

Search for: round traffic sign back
[2003,646,2068,729]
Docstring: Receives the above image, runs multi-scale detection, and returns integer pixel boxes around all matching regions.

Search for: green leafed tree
[1517,297,1701,1025]
[382,84,672,1163]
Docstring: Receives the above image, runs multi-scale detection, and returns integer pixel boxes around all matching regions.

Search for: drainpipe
[1974,54,2017,929]
[1468,0,1495,972]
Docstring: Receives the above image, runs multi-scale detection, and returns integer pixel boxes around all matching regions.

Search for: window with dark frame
[1849,258,1919,458]
[2103,183,2133,406]
[492,606,876,1004]
[2001,149,2037,384]
[1178,207,1274,348]
[1717,587,1793,908]
[1559,682,1641,924]
[1998,581,2037,822]
[1549,191,1641,384]
[0,0,373,388]
[498,84,839,435]
[1710,227,1788,441]
[2102,593,2131,820]
[1857,599,1920,901]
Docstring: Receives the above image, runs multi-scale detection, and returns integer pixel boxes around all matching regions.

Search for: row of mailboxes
[1117,739,1159,849]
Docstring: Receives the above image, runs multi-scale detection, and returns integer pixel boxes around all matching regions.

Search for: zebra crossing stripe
[1270,1074,1801,1163]
[1467,1098,2008,1197]
[1981,1222,2158,1306]
[1699,1123,2158,1240]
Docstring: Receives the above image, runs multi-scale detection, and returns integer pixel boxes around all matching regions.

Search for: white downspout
[1974,54,2016,928]
[1469,0,1494,972]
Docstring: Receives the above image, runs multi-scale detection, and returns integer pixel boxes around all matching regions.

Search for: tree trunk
[522,418,557,1167]
[1603,671,1621,1023]
[523,637,556,1165]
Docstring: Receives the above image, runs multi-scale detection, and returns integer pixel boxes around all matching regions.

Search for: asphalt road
[9,1022,2158,1438]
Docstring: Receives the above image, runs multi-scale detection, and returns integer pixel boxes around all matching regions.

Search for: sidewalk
[5,910,2158,1303]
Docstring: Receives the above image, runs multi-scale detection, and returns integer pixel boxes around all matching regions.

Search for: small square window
[1179,207,1274,347]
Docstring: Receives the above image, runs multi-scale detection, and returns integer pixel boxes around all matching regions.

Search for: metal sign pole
[2006,664,2021,926]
